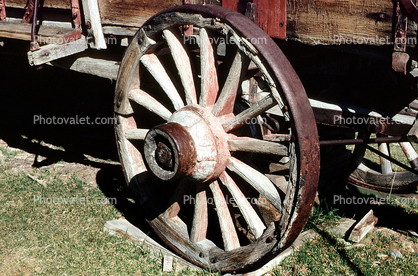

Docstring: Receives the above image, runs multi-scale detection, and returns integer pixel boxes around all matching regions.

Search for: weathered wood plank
[6,0,70,9]
[81,0,107,49]
[49,56,120,80]
[286,0,416,45]
[27,36,88,66]
[0,21,75,42]
[228,136,288,156]
[348,209,378,243]
[98,0,182,27]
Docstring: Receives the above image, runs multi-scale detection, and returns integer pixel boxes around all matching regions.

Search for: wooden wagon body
[1,0,414,67]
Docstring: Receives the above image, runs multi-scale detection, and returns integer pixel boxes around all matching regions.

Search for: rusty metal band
[22,0,35,23]
[142,3,320,265]
[29,0,40,51]
[71,0,82,30]
[319,136,404,146]
[392,1,410,73]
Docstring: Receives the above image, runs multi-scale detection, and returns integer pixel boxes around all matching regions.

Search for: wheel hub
[144,105,229,183]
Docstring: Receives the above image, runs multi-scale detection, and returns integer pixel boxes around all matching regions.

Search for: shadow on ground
[0,39,156,235]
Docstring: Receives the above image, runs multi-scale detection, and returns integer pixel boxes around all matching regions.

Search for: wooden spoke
[128,89,172,120]
[219,172,266,239]
[364,144,418,174]
[212,50,250,116]
[227,157,282,211]
[399,142,418,169]
[140,53,184,110]
[209,180,240,251]
[125,128,148,140]
[222,94,276,133]
[190,183,208,243]
[199,28,219,108]
[163,180,192,219]
[378,143,392,174]
[263,134,293,142]
[228,137,288,156]
[116,115,148,181]
[163,29,197,105]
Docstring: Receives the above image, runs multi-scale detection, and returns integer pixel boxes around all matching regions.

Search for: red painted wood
[222,0,286,39]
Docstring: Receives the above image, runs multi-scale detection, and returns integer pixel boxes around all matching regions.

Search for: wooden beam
[286,0,417,45]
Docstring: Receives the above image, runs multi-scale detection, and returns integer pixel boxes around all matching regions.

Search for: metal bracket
[0,0,6,21]
[245,2,257,22]
[21,0,36,23]
[392,1,410,74]
[71,0,82,30]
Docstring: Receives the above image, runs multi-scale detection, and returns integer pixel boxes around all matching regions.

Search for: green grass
[0,147,19,162]
[0,155,217,275]
[305,200,342,231]
[346,133,418,173]
[273,203,418,276]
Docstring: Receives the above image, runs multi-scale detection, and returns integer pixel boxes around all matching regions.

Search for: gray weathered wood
[50,56,120,80]
[228,137,288,156]
[199,27,218,108]
[128,88,172,121]
[162,255,173,272]
[0,21,76,42]
[209,180,240,251]
[348,210,378,243]
[124,128,148,141]
[407,119,418,142]
[227,157,282,212]
[212,50,249,117]
[140,53,185,111]
[81,0,107,49]
[222,94,276,133]
[190,184,208,243]
[378,143,392,174]
[219,171,266,239]
[28,36,88,66]
[163,28,197,105]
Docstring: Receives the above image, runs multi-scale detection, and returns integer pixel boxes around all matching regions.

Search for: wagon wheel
[348,105,418,193]
[114,5,319,272]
